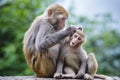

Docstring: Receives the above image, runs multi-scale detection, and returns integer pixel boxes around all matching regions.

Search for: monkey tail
[94,74,107,80]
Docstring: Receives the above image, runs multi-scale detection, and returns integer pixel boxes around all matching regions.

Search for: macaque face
[70,28,86,47]
[57,14,67,29]
[70,33,81,47]
[48,7,68,30]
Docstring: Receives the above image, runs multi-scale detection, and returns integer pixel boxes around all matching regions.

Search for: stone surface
[0,76,120,80]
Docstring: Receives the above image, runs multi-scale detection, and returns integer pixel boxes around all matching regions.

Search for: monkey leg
[29,52,56,78]
[62,67,76,79]
[84,53,98,80]
[87,53,98,75]
[64,67,76,74]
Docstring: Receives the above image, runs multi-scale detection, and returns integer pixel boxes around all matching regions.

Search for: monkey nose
[72,42,75,45]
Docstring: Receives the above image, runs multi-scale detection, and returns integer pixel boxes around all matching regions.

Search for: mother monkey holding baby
[23,4,100,79]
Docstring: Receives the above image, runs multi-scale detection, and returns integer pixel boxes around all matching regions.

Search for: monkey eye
[74,35,77,38]
[78,37,81,40]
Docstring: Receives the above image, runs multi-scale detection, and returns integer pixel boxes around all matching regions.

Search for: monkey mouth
[72,42,75,45]
[72,42,75,46]
[70,42,75,47]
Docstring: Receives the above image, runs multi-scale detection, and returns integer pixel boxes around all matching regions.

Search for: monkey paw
[84,73,93,80]
[54,73,62,79]
[67,26,76,34]
[76,71,85,79]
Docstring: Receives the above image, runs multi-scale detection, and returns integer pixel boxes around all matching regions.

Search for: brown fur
[54,30,88,79]
[23,4,76,77]
[54,30,107,79]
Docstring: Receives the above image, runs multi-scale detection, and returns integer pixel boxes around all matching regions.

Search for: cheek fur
[57,15,66,27]
[58,19,65,29]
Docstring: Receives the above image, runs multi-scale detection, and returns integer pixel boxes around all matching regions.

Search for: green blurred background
[0,0,120,76]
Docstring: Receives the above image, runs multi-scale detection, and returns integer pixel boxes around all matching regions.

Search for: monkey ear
[78,27,83,31]
[48,9,52,17]
[77,25,83,31]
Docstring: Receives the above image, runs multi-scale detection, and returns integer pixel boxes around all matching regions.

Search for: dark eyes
[74,34,81,40]
[78,37,81,40]
[74,35,77,38]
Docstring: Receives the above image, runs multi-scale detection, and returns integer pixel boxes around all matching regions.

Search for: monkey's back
[23,17,59,77]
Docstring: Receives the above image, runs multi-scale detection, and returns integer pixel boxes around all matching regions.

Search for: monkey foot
[54,73,62,79]
[84,74,93,80]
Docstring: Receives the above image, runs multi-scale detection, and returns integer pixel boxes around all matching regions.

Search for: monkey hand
[84,73,93,80]
[66,26,76,35]
[75,71,85,79]
[54,73,62,79]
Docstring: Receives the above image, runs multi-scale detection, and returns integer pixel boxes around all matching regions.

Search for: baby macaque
[54,27,88,79]
[54,27,106,80]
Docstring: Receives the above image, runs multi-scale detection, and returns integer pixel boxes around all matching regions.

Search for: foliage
[0,0,120,76]
[0,0,55,76]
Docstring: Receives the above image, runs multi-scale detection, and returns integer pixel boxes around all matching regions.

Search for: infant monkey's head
[69,27,86,47]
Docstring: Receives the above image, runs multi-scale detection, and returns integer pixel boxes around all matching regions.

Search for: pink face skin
[48,10,67,30]
[57,17,67,30]
[70,33,82,47]
[56,14,67,30]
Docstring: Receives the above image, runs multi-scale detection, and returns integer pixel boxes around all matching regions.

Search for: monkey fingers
[84,73,93,80]
[76,71,85,79]
[54,73,62,79]
[67,26,77,35]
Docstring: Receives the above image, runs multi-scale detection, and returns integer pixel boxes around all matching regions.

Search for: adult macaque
[54,28,107,80]
[23,4,76,77]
